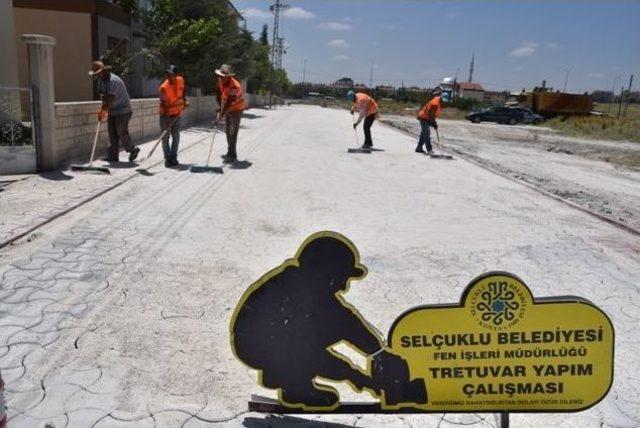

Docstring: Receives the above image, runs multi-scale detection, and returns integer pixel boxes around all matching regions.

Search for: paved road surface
[1,105,638,427]
[383,116,640,232]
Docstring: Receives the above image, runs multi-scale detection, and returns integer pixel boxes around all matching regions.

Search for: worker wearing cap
[159,65,188,167]
[89,61,139,162]
[348,90,379,149]
[215,64,246,164]
[416,89,450,154]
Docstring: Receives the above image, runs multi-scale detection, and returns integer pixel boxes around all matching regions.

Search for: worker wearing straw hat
[215,64,246,164]
[89,60,139,163]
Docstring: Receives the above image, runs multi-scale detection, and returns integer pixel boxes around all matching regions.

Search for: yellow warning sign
[231,231,614,413]
[388,271,614,412]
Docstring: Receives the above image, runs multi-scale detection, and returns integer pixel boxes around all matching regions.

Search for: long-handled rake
[429,128,454,160]
[70,121,110,174]
[347,114,371,154]
[190,118,224,174]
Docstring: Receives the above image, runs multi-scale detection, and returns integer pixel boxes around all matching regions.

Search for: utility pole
[468,52,474,83]
[302,59,307,84]
[275,37,285,70]
[617,86,624,118]
[623,74,634,117]
[269,0,288,108]
[369,58,374,89]
[562,68,570,93]
[609,75,621,114]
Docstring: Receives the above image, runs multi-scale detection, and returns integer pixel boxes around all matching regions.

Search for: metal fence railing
[0,86,35,147]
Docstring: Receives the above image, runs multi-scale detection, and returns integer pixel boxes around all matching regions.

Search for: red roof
[458,82,485,91]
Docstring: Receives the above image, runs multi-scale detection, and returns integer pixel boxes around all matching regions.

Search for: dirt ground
[381,116,640,232]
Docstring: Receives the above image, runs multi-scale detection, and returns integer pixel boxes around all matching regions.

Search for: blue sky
[233,0,640,93]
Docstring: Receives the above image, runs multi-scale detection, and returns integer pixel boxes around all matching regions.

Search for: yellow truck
[507,92,592,117]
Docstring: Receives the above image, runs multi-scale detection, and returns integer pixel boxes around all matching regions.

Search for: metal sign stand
[494,412,510,428]
[250,396,511,426]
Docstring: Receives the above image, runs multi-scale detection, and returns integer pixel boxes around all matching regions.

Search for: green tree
[144,0,254,93]
[260,24,269,46]
[113,0,139,17]
[143,0,289,95]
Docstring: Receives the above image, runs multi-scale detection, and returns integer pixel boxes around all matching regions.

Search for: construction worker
[347,90,379,149]
[415,88,451,154]
[215,64,246,164]
[89,61,139,163]
[159,65,188,167]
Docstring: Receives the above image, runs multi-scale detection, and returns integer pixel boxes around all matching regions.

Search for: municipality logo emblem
[469,279,527,330]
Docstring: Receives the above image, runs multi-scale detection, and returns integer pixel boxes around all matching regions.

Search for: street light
[302,59,307,84]
[562,68,570,93]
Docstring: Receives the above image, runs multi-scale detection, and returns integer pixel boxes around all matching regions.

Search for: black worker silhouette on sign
[230,231,427,410]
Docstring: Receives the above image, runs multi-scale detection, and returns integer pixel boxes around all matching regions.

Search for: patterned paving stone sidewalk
[0,128,212,248]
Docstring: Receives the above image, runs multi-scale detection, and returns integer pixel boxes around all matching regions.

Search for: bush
[545,115,640,142]
[448,97,489,111]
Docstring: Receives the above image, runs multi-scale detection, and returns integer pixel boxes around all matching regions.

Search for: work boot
[170,156,179,166]
[222,155,237,164]
[415,147,426,153]
[129,147,140,162]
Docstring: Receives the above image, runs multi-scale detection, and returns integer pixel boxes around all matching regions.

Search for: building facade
[456,82,485,101]
[13,0,135,102]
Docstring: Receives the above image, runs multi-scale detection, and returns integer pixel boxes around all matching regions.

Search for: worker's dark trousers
[417,119,433,152]
[225,111,242,159]
[363,114,376,147]
[160,115,181,162]
[107,112,134,161]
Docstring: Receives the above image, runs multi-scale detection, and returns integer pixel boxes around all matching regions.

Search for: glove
[353,123,358,130]
[97,108,107,123]
[431,120,438,130]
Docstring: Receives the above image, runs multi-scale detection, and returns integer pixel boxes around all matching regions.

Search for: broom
[190,116,224,174]
[70,120,110,174]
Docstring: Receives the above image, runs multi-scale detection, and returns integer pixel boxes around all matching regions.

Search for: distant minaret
[468,53,475,83]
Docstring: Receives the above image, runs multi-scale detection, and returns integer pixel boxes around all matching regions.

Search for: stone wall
[0,146,36,175]
[54,94,266,166]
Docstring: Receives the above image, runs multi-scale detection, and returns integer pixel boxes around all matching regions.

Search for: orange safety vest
[353,93,378,117]
[418,96,442,121]
[220,77,246,113]
[159,76,185,116]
